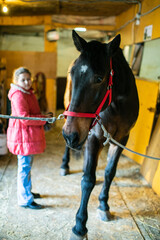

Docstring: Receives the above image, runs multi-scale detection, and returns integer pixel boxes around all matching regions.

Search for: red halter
[63,58,114,128]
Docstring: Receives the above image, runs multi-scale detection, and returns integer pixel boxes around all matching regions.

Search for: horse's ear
[108,34,121,56]
[72,30,87,52]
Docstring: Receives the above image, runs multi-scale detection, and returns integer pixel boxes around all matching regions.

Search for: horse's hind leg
[97,135,129,221]
[60,145,70,176]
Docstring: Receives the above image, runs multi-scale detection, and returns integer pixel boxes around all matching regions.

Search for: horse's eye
[96,76,103,83]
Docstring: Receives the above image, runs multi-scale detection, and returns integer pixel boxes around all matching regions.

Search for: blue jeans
[17,155,34,206]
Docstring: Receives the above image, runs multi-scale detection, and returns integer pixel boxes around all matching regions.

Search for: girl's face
[17,73,32,90]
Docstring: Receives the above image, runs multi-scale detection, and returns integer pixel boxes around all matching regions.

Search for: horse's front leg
[97,135,129,221]
[60,145,70,176]
[70,135,101,240]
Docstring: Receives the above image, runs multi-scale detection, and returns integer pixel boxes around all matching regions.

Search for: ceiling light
[2,5,8,13]
[2,1,8,13]
[46,29,59,42]
[74,27,86,32]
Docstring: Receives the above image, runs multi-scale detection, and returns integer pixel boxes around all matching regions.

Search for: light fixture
[135,13,140,26]
[46,29,59,42]
[74,27,86,32]
[2,0,8,13]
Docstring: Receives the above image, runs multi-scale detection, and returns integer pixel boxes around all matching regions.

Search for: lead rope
[101,124,160,161]
[1,112,160,161]
[0,113,65,124]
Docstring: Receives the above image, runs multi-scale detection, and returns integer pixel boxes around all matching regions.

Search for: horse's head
[63,30,121,150]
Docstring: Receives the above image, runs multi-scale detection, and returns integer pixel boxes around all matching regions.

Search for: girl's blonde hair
[12,67,31,83]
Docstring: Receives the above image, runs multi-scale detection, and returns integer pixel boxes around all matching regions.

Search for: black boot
[21,201,43,210]
[31,192,41,199]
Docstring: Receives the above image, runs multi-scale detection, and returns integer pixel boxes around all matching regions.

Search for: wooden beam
[0,15,115,31]
[0,15,54,25]
[52,23,115,31]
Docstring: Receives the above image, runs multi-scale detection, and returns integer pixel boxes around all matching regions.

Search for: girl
[7,67,52,210]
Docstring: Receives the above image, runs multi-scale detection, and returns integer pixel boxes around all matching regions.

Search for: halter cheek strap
[63,58,114,128]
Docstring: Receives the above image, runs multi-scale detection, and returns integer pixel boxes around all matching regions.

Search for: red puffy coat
[7,84,46,156]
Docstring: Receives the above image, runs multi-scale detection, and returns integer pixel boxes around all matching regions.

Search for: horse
[33,72,48,113]
[60,62,73,176]
[62,30,139,240]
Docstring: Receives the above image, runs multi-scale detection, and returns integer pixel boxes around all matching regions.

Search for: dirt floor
[0,114,160,240]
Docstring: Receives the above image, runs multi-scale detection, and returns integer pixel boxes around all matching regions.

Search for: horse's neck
[112,51,134,96]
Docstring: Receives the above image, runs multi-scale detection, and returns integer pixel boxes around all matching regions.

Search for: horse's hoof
[97,208,113,222]
[70,231,88,240]
[60,168,69,176]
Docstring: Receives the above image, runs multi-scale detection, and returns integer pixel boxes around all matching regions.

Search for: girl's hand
[45,112,53,118]
[44,112,53,131]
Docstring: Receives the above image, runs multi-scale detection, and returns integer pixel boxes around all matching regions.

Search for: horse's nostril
[71,132,79,146]
[62,130,79,148]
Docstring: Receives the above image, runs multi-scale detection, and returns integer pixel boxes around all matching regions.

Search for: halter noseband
[63,58,114,128]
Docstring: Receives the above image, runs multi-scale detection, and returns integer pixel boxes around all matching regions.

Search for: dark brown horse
[62,30,139,240]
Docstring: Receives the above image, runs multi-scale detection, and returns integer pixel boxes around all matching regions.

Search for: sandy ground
[0,116,160,240]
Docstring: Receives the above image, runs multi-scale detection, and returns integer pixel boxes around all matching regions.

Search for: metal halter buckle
[110,69,114,76]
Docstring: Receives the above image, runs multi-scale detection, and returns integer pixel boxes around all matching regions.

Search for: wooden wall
[44,24,57,115]
[116,0,160,196]
[123,78,159,164]
[116,0,160,47]
[0,50,57,114]
[141,115,160,196]
[0,15,57,114]
[0,51,56,80]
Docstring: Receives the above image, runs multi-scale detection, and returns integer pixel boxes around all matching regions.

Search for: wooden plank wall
[123,78,159,164]
[116,0,160,196]
[44,24,57,114]
[141,115,160,195]
[0,50,57,114]
[0,51,56,80]
[116,0,160,48]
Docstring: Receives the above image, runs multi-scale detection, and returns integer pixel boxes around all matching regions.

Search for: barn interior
[0,0,160,239]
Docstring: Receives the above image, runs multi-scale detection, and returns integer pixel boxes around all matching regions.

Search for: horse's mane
[112,48,135,96]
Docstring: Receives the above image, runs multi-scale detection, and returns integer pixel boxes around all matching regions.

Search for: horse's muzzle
[62,130,82,150]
